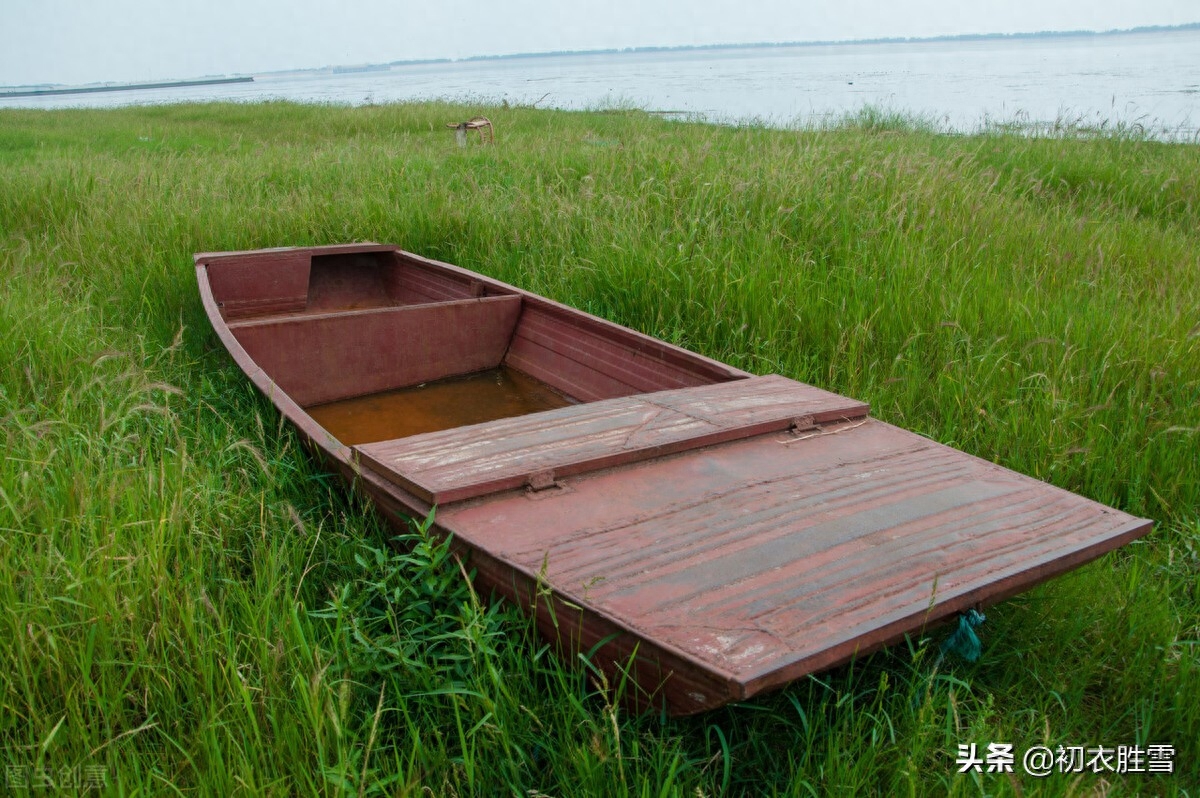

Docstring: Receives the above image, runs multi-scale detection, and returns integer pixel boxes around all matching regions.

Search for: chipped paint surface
[356,375,867,503]
[440,420,1149,705]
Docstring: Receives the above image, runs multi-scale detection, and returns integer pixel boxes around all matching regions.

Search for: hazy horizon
[5,23,1199,89]
[3,0,1198,87]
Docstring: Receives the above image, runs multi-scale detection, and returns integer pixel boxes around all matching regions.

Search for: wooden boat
[196,243,1151,715]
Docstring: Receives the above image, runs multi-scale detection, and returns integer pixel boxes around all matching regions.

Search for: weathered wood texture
[438,419,1150,713]
[205,249,311,319]
[306,252,401,312]
[387,255,486,304]
[196,243,1154,716]
[230,296,522,406]
[505,301,738,401]
[357,375,868,504]
[201,243,400,319]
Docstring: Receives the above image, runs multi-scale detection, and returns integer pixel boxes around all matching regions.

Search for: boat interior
[205,247,745,445]
[201,245,867,506]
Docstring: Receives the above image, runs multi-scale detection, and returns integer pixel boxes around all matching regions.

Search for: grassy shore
[1,101,1197,795]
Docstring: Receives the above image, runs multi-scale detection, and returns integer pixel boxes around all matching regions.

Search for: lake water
[5,29,1199,139]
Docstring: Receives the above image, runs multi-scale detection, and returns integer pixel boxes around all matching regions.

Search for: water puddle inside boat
[307,366,575,445]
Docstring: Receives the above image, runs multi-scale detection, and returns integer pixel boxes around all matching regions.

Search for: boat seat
[228,295,523,406]
[355,375,869,504]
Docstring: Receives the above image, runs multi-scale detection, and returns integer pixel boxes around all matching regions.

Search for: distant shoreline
[0,76,253,99]
[247,22,1200,80]
[448,22,1200,66]
[4,22,1195,95]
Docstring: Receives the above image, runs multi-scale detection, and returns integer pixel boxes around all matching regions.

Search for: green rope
[940,609,986,662]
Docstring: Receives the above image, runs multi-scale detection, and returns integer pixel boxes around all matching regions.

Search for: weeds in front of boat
[0,100,1197,794]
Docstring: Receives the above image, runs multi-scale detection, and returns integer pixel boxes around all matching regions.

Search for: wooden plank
[306,251,397,312]
[195,242,396,261]
[393,249,751,386]
[505,302,735,400]
[198,244,402,320]
[230,296,522,406]
[389,256,486,304]
[356,375,869,504]
[204,250,311,319]
[437,419,1152,713]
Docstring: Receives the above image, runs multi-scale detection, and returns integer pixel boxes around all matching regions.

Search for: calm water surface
[5,30,1198,138]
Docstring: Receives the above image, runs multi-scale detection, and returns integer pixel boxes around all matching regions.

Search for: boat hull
[196,243,1152,715]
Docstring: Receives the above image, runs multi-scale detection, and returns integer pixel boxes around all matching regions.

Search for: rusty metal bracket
[789,415,818,435]
[526,469,571,499]
[527,470,557,492]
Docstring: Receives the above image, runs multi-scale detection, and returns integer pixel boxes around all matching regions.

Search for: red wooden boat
[196,243,1151,715]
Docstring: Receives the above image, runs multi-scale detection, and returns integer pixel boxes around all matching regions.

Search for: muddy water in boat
[307,365,575,445]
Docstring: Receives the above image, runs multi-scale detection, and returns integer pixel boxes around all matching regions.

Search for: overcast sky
[2,0,1197,86]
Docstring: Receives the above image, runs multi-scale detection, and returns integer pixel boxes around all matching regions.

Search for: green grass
[0,101,1197,795]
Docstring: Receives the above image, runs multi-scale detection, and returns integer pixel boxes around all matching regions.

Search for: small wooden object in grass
[448,116,494,146]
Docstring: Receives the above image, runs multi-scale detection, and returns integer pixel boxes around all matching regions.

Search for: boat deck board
[355,375,869,504]
[437,419,1150,712]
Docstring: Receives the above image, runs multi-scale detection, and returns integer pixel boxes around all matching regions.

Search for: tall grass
[1,101,1197,795]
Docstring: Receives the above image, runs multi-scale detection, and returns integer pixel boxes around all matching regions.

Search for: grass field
[1,101,1197,795]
